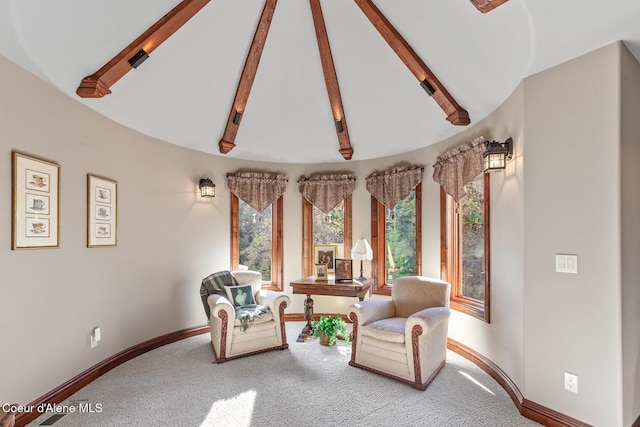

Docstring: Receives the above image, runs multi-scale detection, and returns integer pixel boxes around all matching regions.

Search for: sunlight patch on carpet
[337,344,351,356]
[459,371,496,395]
[201,390,256,427]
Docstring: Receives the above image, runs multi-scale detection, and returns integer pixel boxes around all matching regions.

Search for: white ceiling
[1,0,640,163]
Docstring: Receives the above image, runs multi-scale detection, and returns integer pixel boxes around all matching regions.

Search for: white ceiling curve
[1,0,639,163]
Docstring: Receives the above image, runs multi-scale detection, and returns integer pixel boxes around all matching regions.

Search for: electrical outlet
[564,372,578,393]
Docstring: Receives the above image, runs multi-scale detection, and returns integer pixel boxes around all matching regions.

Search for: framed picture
[335,258,353,281]
[314,244,337,273]
[314,263,329,281]
[88,174,118,247]
[12,152,60,249]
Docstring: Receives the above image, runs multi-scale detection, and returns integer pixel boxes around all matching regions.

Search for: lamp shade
[351,237,373,261]
[484,150,507,171]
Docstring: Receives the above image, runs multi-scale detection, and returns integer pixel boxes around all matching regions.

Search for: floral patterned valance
[432,136,485,202]
[365,166,422,210]
[227,171,288,213]
[298,173,356,214]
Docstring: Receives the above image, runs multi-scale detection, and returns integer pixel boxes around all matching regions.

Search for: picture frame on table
[12,152,60,250]
[334,258,353,281]
[87,174,118,247]
[314,244,337,273]
[314,263,329,281]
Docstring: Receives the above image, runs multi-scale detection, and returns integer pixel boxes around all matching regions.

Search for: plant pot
[319,334,335,346]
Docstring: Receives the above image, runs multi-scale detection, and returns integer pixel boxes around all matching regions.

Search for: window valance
[298,173,355,214]
[227,171,288,213]
[432,136,485,202]
[366,166,422,210]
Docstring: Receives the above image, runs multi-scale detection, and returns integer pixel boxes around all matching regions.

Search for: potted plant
[312,313,351,346]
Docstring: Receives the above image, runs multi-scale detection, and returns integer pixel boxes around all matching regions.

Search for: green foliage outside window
[385,190,416,282]
[239,200,272,280]
[460,179,485,301]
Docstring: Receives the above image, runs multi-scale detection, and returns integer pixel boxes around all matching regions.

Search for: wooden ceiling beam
[470,0,509,13]
[218,0,278,154]
[310,0,353,160]
[76,0,210,98]
[353,0,470,126]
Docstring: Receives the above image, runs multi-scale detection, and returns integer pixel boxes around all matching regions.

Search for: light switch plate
[556,254,578,274]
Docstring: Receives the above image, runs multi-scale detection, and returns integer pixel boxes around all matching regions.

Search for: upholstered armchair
[348,276,451,390]
[205,270,290,363]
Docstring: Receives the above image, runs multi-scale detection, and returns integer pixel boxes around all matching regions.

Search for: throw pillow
[224,283,256,308]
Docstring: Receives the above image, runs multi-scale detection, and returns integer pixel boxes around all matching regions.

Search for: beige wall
[1,41,637,426]
[620,43,640,426]
[446,83,527,389]
[523,43,623,426]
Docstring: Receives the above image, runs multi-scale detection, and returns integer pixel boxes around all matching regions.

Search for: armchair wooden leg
[279,300,289,349]
[411,324,424,384]
[212,311,228,364]
[348,312,359,366]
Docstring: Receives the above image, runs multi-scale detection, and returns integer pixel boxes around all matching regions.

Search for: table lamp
[351,237,373,280]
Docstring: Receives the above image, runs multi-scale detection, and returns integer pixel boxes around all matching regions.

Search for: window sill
[261,282,282,292]
[450,298,489,323]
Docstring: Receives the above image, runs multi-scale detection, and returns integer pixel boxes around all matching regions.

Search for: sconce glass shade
[199,178,216,198]
[483,138,513,172]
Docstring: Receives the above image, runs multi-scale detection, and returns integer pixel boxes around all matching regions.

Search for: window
[441,173,490,322]
[371,183,422,295]
[302,196,352,277]
[231,194,283,290]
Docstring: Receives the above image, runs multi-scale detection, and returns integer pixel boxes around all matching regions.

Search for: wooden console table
[290,277,371,342]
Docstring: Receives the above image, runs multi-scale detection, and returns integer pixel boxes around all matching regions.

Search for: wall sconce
[128,49,149,69]
[420,79,436,96]
[351,237,373,280]
[483,137,513,172]
[199,178,216,198]
[335,119,344,133]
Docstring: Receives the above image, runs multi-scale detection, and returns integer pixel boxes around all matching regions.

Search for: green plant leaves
[312,313,350,344]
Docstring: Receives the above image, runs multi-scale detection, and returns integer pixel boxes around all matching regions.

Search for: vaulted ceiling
[1,0,640,163]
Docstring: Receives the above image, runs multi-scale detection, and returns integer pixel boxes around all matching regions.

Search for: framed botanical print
[12,152,60,249]
[314,244,337,273]
[87,174,118,247]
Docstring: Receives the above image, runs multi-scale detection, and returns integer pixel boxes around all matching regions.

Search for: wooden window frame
[440,173,491,322]
[230,193,283,291]
[371,183,422,296]
[302,195,352,277]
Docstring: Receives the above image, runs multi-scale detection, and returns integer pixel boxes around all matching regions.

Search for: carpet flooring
[27,322,541,427]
